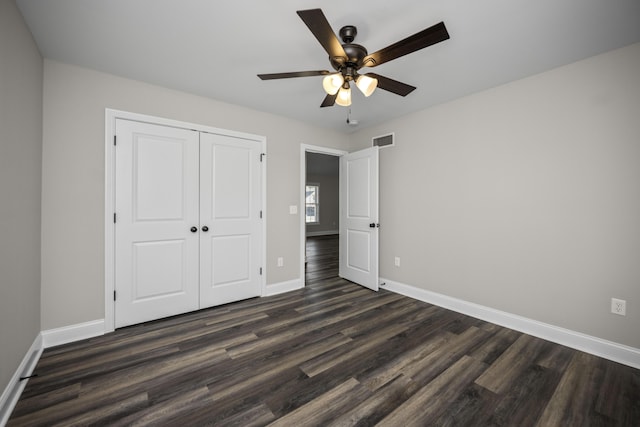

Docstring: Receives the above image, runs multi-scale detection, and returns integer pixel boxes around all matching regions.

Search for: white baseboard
[41,319,105,349]
[381,278,640,370]
[305,230,339,237]
[0,333,43,426]
[263,279,303,297]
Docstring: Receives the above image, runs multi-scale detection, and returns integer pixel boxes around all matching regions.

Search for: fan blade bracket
[330,56,347,69]
[362,57,377,68]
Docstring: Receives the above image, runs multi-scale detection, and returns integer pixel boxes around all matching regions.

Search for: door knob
[369,223,376,228]
[202,226,209,232]
[190,226,197,233]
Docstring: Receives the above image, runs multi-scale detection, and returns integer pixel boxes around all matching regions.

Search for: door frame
[105,109,267,333]
[299,144,347,285]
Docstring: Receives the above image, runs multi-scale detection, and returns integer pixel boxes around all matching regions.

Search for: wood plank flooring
[9,235,640,426]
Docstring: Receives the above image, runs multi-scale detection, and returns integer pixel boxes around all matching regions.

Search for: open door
[339,146,379,291]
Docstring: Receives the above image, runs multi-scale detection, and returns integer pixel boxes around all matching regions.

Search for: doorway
[299,145,346,285]
[300,144,379,291]
[305,152,340,283]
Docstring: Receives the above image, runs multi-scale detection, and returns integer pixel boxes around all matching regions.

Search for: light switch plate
[289,205,298,214]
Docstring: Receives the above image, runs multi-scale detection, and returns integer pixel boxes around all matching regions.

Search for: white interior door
[199,133,262,307]
[114,119,200,328]
[339,146,379,291]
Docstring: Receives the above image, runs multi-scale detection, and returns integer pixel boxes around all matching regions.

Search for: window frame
[305,183,320,224]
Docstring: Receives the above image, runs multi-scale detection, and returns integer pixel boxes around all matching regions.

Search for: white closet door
[199,133,262,308]
[114,119,200,328]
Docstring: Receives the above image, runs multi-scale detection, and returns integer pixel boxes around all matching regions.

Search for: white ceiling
[16,0,640,133]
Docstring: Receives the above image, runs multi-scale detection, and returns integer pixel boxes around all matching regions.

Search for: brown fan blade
[366,73,416,97]
[320,93,337,108]
[363,22,449,67]
[258,70,331,80]
[297,9,347,64]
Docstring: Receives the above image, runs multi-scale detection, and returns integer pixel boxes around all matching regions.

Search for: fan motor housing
[329,25,368,72]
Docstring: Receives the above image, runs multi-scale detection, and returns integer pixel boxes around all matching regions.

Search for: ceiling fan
[258,8,449,108]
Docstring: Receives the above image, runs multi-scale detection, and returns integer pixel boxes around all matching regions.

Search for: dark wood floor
[9,235,640,426]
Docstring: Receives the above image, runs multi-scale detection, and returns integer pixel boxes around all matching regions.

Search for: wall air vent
[372,133,395,148]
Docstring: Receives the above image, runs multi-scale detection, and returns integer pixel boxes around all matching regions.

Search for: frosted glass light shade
[335,84,352,107]
[322,73,344,95]
[356,74,378,97]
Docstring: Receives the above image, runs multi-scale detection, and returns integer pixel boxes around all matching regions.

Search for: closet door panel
[200,133,262,307]
[114,119,200,328]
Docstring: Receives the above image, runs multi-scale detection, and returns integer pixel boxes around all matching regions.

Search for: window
[305,184,319,223]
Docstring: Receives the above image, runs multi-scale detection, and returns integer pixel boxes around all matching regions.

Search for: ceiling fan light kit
[323,73,344,95]
[335,83,352,107]
[356,74,378,97]
[258,8,450,109]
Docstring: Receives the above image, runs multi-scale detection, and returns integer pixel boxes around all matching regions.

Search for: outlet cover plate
[611,298,626,316]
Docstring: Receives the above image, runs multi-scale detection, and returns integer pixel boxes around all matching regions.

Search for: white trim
[263,279,303,297]
[105,109,267,331]
[0,334,43,426]
[306,230,339,237]
[381,278,640,369]
[104,110,116,333]
[300,144,347,287]
[260,141,267,299]
[41,319,105,349]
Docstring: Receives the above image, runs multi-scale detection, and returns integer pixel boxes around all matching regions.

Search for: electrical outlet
[394,257,400,267]
[611,298,626,316]
[277,257,284,267]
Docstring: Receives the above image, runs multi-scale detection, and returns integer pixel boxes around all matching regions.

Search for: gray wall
[40,60,354,330]
[351,42,640,348]
[0,0,43,396]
